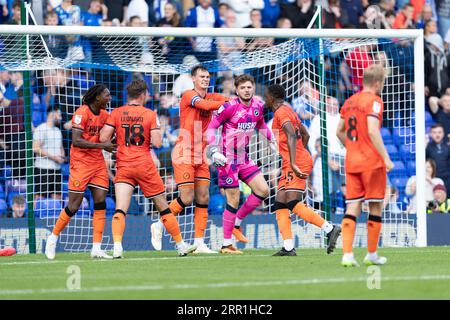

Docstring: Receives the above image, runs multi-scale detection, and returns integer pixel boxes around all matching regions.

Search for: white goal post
[0,25,426,251]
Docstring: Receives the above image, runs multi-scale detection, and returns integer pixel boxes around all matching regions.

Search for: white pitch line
[0,248,449,267]
[1,275,450,296]
[0,254,269,266]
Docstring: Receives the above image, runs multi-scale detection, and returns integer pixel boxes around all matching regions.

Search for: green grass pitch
[1,247,449,299]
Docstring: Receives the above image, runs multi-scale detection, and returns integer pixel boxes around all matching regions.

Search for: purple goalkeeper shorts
[217,159,261,188]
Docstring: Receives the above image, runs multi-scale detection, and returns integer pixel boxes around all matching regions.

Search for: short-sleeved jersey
[272,104,310,168]
[176,89,227,156]
[70,105,109,166]
[212,97,266,162]
[105,105,159,168]
[340,91,385,173]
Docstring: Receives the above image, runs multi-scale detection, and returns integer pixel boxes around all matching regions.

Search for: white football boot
[363,253,387,266]
[113,242,123,259]
[177,242,197,256]
[150,220,164,251]
[90,248,113,259]
[193,243,218,254]
[45,234,58,260]
[341,253,360,267]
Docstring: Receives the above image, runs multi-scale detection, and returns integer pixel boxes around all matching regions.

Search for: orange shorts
[277,161,313,192]
[345,167,387,203]
[68,162,109,193]
[114,165,165,198]
[173,161,210,188]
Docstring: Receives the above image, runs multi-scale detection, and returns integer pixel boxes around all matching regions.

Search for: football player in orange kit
[265,84,341,256]
[100,80,196,258]
[336,64,394,267]
[45,84,117,260]
[151,65,228,254]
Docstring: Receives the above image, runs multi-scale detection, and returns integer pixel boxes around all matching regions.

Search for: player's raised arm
[367,116,393,172]
[190,93,227,111]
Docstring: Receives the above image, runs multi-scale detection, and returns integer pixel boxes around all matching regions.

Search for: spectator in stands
[426,124,450,191]
[291,80,319,128]
[149,0,183,27]
[218,2,230,22]
[424,34,450,98]
[156,2,191,64]
[427,184,450,214]
[261,0,280,28]
[405,158,445,213]
[6,1,20,25]
[244,9,274,51]
[436,0,450,39]
[185,0,223,62]
[359,4,391,29]
[81,0,107,63]
[392,3,416,29]
[172,55,197,97]
[103,0,128,25]
[445,29,450,52]
[217,10,245,70]
[424,20,438,37]
[222,0,264,28]
[49,0,85,61]
[383,185,402,214]
[416,4,434,29]
[218,76,236,98]
[0,0,9,25]
[378,0,395,17]
[428,94,450,142]
[345,44,373,92]
[280,0,316,28]
[312,138,323,205]
[273,17,293,45]
[322,0,348,29]
[0,72,26,179]
[32,106,65,200]
[339,0,364,27]
[42,11,69,59]
[125,0,149,26]
[7,195,26,218]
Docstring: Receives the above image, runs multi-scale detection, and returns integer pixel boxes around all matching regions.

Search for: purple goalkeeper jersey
[208,97,271,164]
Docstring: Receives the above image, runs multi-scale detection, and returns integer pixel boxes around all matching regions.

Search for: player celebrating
[45,84,117,260]
[151,65,228,254]
[336,64,393,267]
[265,84,341,256]
[100,79,195,258]
[207,74,276,254]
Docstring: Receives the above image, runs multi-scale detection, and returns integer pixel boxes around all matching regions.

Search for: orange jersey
[106,105,159,168]
[70,105,109,166]
[272,104,312,168]
[340,91,385,173]
[176,89,227,155]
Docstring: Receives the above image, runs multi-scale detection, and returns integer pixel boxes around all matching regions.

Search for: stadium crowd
[0,0,450,219]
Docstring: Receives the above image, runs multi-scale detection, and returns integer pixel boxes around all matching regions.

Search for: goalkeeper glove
[207,146,227,167]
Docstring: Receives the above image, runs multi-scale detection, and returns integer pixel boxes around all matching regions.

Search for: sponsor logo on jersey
[226,177,233,185]
[74,115,82,125]
[237,122,257,130]
[254,109,259,116]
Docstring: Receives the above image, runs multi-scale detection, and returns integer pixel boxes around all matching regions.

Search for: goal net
[0,24,426,254]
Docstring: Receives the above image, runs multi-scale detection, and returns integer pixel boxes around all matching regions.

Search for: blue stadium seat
[35,198,63,218]
[61,164,70,178]
[0,199,7,216]
[392,128,415,146]
[399,144,414,160]
[390,161,406,177]
[106,197,115,216]
[0,183,4,199]
[406,161,416,175]
[425,111,435,126]
[381,128,393,145]
[385,144,399,160]
[391,177,408,192]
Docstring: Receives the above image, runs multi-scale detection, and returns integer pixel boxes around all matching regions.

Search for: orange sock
[93,209,106,243]
[160,211,182,243]
[52,208,73,236]
[169,197,185,216]
[292,202,325,228]
[367,215,382,253]
[342,215,357,254]
[276,208,292,240]
[112,211,126,243]
[194,204,208,238]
